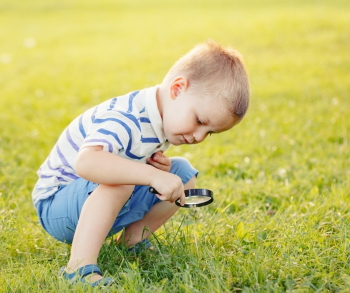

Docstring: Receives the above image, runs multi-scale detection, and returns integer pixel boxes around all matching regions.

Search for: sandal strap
[87,276,115,287]
[76,264,102,278]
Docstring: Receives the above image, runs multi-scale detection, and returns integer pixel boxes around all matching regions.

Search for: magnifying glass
[149,187,214,208]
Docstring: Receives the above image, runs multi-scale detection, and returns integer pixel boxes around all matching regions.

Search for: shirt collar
[145,85,167,143]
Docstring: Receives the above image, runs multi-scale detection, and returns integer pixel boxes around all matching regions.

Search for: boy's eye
[197,118,203,125]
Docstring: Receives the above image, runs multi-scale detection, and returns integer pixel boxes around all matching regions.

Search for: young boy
[33,39,250,287]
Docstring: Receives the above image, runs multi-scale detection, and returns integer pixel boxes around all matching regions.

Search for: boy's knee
[170,157,193,172]
[169,157,198,184]
[98,184,134,199]
[116,184,135,196]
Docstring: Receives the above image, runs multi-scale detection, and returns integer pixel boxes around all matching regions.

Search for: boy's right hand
[76,146,185,205]
[150,172,185,206]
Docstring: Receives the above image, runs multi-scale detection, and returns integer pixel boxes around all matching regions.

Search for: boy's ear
[170,77,188,100]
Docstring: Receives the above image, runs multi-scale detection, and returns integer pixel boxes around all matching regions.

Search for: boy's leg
[120,176,196,246]
[35,156,197,282]
[66,184,133,281]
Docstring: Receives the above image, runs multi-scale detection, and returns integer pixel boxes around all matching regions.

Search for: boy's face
[161,78,236,146]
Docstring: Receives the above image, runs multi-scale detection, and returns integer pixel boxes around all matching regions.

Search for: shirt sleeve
[80,109,140,155]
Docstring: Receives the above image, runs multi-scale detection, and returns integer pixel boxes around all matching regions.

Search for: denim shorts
[35,157,198,244]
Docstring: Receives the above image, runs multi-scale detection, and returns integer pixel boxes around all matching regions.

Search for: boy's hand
[76,146,184,204]
[150,172,185,205]
[148,152,185,205]
[146,151,171,172]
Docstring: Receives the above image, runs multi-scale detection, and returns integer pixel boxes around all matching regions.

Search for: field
[0,0,349,292]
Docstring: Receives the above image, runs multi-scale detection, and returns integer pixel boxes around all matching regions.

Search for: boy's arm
[75,145,185,204]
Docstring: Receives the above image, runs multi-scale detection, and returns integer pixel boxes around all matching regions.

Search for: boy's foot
[127,238,157,254]
[58,264,115,288]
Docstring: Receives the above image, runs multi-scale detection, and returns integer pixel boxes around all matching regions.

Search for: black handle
[148,186,159,194]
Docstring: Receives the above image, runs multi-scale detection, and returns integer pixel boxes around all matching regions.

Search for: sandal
[58,264,115,288]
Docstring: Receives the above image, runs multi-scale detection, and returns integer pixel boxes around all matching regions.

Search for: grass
[0,0,349,291]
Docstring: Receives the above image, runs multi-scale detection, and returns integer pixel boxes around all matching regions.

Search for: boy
[33,39,250,287]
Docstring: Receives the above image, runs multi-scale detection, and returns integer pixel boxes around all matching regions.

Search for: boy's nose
[193,131,207,143]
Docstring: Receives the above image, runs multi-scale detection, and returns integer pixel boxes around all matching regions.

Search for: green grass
[1,0,349,292]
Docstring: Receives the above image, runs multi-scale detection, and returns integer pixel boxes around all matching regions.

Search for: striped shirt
[32,85,170,204]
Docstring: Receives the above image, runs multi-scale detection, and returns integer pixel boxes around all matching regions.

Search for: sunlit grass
[0,0,349,292]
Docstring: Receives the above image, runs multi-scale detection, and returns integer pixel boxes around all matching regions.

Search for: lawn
[0,0,349,292]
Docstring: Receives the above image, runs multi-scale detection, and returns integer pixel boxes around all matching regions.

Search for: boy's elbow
[75,149,89,178]
[75,146,102,178]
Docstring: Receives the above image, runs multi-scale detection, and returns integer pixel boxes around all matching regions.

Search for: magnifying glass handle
[149,186,159,194]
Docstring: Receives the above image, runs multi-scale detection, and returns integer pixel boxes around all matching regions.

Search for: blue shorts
[35,157,198,244]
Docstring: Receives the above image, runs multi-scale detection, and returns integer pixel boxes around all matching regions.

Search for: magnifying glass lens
[184,196,212,204]
[177,189,214,207]
[149,187,213,208]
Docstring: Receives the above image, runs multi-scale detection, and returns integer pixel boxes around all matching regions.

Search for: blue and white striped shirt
[32,86,170,204]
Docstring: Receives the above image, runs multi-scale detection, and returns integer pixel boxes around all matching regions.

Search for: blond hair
[163,39,250,121]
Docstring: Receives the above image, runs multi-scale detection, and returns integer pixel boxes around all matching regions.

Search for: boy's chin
[169,140,182,146]
[166,137,182,146]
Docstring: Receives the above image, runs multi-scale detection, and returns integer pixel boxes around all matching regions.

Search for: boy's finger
[153,153,165,163]
[148,162,170,173]
[151,151,163,159]
[180,192,185,206]
[148,156,164,165]
[157,194,167,201]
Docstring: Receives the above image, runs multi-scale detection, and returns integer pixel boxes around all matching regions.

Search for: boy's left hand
[147,151,171,172]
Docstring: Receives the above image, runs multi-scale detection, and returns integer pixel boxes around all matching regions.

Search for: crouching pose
[32,39,250,287]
